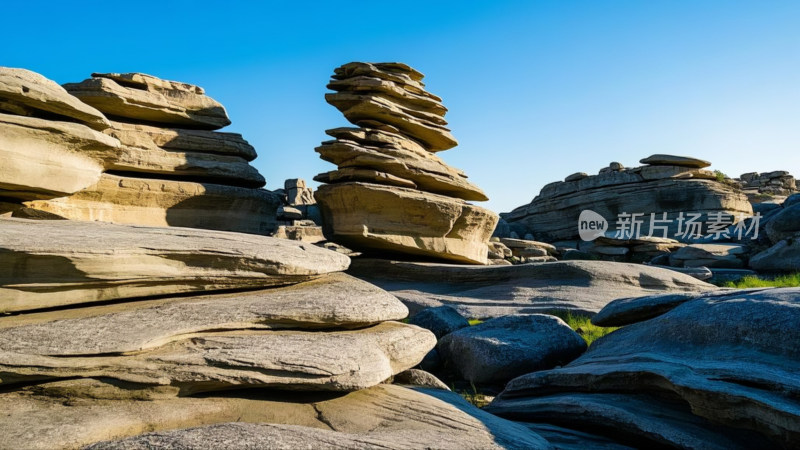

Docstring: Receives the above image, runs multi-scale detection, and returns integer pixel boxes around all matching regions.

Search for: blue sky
[6,1,799,212]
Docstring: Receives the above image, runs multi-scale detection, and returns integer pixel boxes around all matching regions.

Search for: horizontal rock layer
[316,182,498,264]
[24,173,280,235]
[0,217,349,312]
[64,72,231,130]
[0,383,548,450]
[348,259,715,318]
[0,113,117,200]
[0,67,110,130]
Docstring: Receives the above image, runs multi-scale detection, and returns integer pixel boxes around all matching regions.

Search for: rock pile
[0,217,552,448]
[502,154,753,243]
[313,62,498,264]
[487,287,800,449]
[749,193,800,272]
[736,170,797,202]
[272,178,325,243]
[6,70,279,235]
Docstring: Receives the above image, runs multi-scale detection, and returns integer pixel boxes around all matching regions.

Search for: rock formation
[736,170,798,203]
[314,62,498,264]
[271,178,325,243]
[502,154,753,243]
[487,287,800,449]
[0,217,554,448]
[5,71,279,235]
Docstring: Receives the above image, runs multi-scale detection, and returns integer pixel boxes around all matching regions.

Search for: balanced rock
[0,217,350,312]
[315,62,497,264]
[316,182,497,264]
[64,72,231,129]
[488,287,800,448]
[639,154,711,168]
[502,156,752,242]
[0,67,110,130]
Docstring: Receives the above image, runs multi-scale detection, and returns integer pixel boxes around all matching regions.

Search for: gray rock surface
[639,154,711,168]
[749,238,800,272]
[766,203,800,243]
[349,259,715,318]
[393,369,450,390]
[409,305,469,339]
[439,315,586,384]
[0,273,406,356]
[0,217,350,312]
[0,321,435,393]
[490,287,800,448]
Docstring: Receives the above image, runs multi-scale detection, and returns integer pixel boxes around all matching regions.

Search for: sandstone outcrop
[12,72,276,234]
[349,259,715,318]
[0,67,110,130]
[63,72,231,129]
[487,287,800,448]
[502,155,753,242]
[315,62,497,264]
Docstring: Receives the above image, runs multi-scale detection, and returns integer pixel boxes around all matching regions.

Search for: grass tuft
[467,312,617,347]
[721,273,800,289]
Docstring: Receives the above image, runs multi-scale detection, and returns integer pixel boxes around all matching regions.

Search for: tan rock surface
[63,72,231,129]
[316,182,498,264]
[24,173,280,235]
[326,126,429,154]
[314,139,487,200]
[0,67,110,130]
[326,93,457,151]
[0,383,548,450]
[0,113,117,200]
[315,167,418,189]
[328,76,447,115]
[0,217,350,312]
[111,121,256,160]
[105,121,265,187]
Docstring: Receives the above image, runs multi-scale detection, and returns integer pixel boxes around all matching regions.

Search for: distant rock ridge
[314,62,498,264]
[501,154,753,243]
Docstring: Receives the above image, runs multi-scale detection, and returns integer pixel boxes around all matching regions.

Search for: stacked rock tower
[16,72,279,234]
[315,62,499,264]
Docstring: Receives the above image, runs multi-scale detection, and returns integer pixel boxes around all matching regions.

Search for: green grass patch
[721,273,800,289]
[467,312,617,347]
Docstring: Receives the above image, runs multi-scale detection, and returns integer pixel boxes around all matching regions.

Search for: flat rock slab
[24,173,280,235]
[491,287,800,448]
[0,273,406,355]
[316,182,498,265]
[639,154,711,168]
[0,321,435,393]
[439,315,586,384]
[349,259,715,319]
[0,113,117,200]
[0,67,110,130]
[0,382,549,449]
[64,72,231,130]
[0,217,350,312]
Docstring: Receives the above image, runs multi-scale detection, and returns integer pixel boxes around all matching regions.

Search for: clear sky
[6,1,799,212]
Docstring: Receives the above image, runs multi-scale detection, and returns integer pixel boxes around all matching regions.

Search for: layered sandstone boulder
[0,68,118,202]
[502,155,753,242]
[315,62,497,264]
[16,72,277,234]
